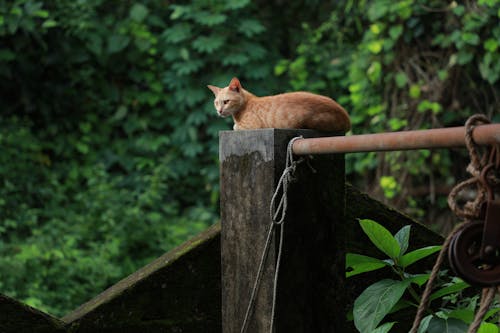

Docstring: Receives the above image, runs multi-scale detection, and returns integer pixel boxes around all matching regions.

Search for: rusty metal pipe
[292,124,500,155]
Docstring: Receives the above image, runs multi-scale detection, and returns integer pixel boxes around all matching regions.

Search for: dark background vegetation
[1,0,499,317]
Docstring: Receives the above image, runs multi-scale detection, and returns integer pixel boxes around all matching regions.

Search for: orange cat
[208,77,350,132]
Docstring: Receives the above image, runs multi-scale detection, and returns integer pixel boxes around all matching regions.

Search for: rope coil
[411,114,500,333]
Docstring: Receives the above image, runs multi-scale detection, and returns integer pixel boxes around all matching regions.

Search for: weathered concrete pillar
[220,129,346,333]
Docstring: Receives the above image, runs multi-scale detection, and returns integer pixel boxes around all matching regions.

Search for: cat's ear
[229,77,242,92]
[207,85,221,96]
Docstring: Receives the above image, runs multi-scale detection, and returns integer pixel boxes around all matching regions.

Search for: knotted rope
[410,114,500,333]
[240,136,305,333]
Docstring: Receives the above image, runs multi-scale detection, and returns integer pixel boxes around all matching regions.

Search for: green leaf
[447,309,474,324]
[221,53,249,66]
[162,23,192,44]
[485,308,500,322]
[346,253,389,277]
[417,100,442,114]
[33,10,49,18]
[367,40,384,54]
[130,4,149,22]
[194,12,226,26]
[367,61,382,82]
[427,317,468,333]
[225,0,250,9]
[353,279,409,333]
[409,274,430,287]
[457,50,474,65]
[373,322,396,333]
[462,32,480,46]
[388,118,408,131]
[478,322,499,333]
[400,245,441,268]
[107,35,130,54]
[417,315,433,333]
[409,84,421,99]
[484,38,499,52]
[452,4,465,16]
[380,176,400,199]
[172,59,204,75]
[42,19,57,28]
[389,25,403,40]
[368,1,389,21]
[394,225,411,256]
[238,19,265,37]
[192,35,225,54]
[395,72,408,88]
[359,219,401,259]
[429,280,469,301]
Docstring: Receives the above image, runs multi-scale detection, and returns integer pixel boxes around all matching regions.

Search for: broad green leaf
[462,32,480,46]
[162,23,192,44]
[389,25,403,40]
[447,309,474,324]
[130,4,149,22]
[107,35,130,54]
[485,308,500,321]
[395,72,408,88]
[484,38,498,52]
[367,40,383,54]
[429,281,469,301]
[427,317,468,333]
[373,322,396,333]
[394,225,411,256]
[368,1,389,21]
[457,50,474,65]
[478,322,499,333]
[367,61,382,82]
[417,315,433,333]
[388,298,414,314]
[192,35,225,54]
[353,279,409,333]
[346,253,389,277]
[42,19,57,28]
[359,219,400,259]
[409,84,421,98]
[399,246,441,268]
[221,53,249,66]
[225,0,250,9]
[237,19,265,37]
[194,12,226,26]
[408,273,430,287]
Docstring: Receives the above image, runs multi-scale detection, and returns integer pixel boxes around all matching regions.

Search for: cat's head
[207,77,246,118]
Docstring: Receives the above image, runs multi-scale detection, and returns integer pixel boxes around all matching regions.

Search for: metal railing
[292,124,500,155]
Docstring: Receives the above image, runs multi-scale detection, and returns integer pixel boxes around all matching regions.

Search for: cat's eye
[223,99,229,105]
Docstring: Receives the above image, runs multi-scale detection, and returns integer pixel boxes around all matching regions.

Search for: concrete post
[219,129,346,332]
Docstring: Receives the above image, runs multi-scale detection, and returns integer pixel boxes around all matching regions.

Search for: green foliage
[0,0,284,316]
[346,219,500,332]
[276,0,500,221]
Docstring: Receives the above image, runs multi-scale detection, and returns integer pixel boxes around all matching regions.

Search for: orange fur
[207,77,351,132]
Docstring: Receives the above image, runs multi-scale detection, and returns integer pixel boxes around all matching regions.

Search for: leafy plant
[347,219,500,332]
[347,219,443,332]
[277,0,500,227]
